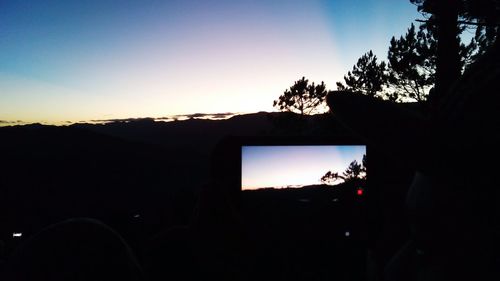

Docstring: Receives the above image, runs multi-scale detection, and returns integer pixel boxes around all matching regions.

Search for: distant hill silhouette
[71,111,349,147]
[0,112,353,247]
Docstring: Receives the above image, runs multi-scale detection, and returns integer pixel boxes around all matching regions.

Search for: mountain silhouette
[0,112,354,247]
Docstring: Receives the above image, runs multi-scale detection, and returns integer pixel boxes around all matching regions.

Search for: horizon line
[0,111,250,127]
[0,110,337,127]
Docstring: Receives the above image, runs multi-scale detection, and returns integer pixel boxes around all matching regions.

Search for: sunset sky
[0,0,420,124]
[242,145,365,190]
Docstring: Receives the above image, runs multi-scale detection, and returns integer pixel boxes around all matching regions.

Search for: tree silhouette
[387,23,436,102]
[410,0,499,104]
[387,21,482,102]
[361,154,367,177]
[336,17,493,103]
[471,24,499,63]
[343,160,362,180]
[273,77,329,115]
[320,171,343,185]
[321,155,367,185]
[336,50,388,98]
[461,0,499,62]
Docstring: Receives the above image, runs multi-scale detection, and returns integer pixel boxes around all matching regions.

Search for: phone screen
[241,145,366,191]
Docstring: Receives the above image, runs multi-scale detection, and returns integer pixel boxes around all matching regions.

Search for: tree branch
[416,19,500,27]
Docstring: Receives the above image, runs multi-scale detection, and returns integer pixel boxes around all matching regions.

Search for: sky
[241,145,366,190]
[0,0,421,125]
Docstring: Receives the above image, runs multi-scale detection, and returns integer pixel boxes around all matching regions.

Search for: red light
[357,189,363,196]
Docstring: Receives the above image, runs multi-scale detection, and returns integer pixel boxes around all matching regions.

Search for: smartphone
[210,136,368,204]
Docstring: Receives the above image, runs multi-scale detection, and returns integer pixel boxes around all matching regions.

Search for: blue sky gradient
[0,0,420,124]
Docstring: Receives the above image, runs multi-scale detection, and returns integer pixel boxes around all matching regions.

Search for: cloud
[79,112,238,125]
[0,120,24,125]
[86,117,155,124]
[169,112,236,120]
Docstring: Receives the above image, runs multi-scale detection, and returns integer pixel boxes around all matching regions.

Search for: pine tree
[387,23,436,102]
[273,77,329,115]
[336,50,388,98]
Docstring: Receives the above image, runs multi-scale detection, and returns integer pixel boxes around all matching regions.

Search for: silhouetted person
[4,218,144,281]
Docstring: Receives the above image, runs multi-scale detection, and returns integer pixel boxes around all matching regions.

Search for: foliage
[410,0,499,93]
[273,77,329,115]
[410,0,498,67]
[336,20,494,103]
[410,0,500,64]
[333,0,499,104]
[462,0,500,50]
[336,50,388,98]
[321,155,367,185]
[469,24,499,64]
[411,0,500,28]
[387,23,436,102]
[280,0,499,113]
